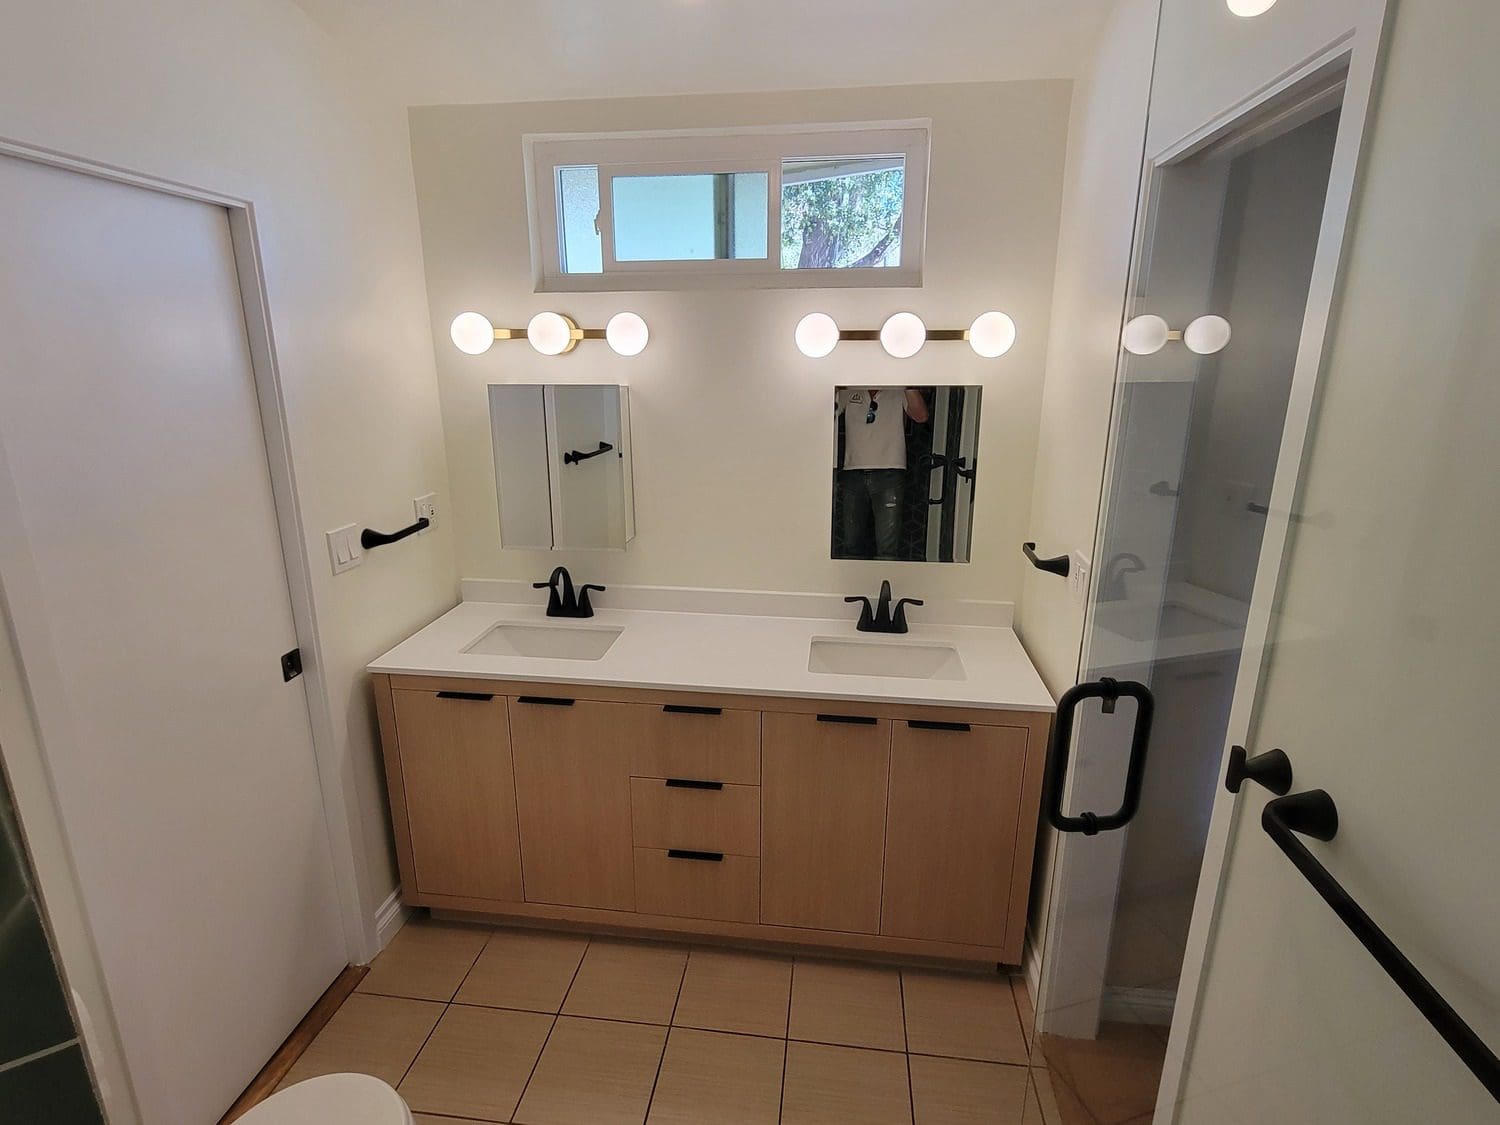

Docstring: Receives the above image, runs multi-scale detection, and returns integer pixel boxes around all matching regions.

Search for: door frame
[0,137,374,1118]
[1145,13,1395,1121]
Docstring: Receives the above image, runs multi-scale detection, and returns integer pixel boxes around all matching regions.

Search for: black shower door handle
[1044,678,1154,835]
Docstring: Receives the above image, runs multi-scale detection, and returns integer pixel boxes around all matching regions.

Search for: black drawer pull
[516,696,575,707]
[662,704,723,715]
[908,719,972,732]
[817,713,877,725]
[665,778,724,791]
[667,849,724,862]
[436,691,495,701]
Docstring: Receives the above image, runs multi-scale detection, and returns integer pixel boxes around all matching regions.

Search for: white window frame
[524,120,930,292]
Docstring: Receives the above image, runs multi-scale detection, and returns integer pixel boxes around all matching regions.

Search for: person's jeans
[840,468,905,560]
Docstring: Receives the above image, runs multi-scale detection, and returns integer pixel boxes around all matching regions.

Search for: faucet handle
[845,595,875,631]
[577,583,606,618]
[892,597,924,634]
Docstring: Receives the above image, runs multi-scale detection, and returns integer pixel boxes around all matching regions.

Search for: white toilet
[235,1073,413,1125]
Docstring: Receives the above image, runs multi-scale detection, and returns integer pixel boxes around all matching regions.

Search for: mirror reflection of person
[835,388,929,560]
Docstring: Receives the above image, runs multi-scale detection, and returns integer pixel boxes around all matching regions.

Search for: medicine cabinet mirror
[832,385,982,563]
[489,384,635,550]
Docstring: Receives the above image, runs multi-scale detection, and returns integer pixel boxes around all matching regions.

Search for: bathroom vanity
[369,597,1054,965]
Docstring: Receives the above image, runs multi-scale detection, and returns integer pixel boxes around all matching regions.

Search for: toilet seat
[234,1073,413,1125]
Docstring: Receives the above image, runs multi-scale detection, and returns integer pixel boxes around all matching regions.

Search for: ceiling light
[605,312,650,357]
[795,313,841,358]
[527,312,580,356]
[1227,0,1277,15]
[1183,315,1232,355]
[966,311,1017,358]
[880,312,927,359]
[1122,314,1171,356]
[450,312,496,355]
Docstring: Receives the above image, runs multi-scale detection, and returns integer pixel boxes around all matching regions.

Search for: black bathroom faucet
[846,580,924,634]
[533,566,606,618]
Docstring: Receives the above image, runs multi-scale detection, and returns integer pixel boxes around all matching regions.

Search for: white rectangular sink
[465,622,622,661]
[808,637,966,682]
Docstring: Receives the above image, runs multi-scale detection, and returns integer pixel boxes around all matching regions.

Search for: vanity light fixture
[1121,313,1232,356]
[794,310,1017,359]
[449,310,651,357]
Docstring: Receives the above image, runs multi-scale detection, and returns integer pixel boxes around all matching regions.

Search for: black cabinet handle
[516,696,575,707]
[817,714,878,725]
[436,691,495,702]
[361,518,430,550]
[663,704,722,716]
[665,779,724,791]
[1044,678,1154,835]
[908,719,971,732]
[667,849,724,862]
[1022,541,1070,577]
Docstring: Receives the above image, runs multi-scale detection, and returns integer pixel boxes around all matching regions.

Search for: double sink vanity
[369,573,1055,965]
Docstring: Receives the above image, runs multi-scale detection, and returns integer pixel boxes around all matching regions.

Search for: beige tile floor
[281,914,1080,1124]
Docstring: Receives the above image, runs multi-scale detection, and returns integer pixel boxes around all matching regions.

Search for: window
[526,122,929,291]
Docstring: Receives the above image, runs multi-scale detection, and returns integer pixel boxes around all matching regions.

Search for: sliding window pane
[612,172,769,262]
[781,155,904,269]
[556,165,603,274]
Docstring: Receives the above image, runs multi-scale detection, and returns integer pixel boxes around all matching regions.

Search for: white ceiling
[293,0,1113,106]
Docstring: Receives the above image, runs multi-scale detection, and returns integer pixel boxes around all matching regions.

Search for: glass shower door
[1030,75,1347,1121]
[0,765,103,1121]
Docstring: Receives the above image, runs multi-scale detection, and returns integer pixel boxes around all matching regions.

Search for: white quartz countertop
[368,600,1055,714]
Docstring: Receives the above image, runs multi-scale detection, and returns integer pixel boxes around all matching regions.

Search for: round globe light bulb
[1227,0,1277,16]
[967,311,1017,358]
[879,312,927,359]
[450,311,495,355]
[1184,314,1232,355]
[527,311,577,356]
[795,312,840,359]
[1122,314,1171,356]
[605,312,649,357]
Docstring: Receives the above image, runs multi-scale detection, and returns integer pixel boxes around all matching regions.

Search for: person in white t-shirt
[835,387,930,560]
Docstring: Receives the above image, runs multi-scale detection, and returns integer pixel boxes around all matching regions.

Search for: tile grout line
[511,933,592,1123]
[899,971,915,1125]
[388,920,496,1104]
[777,959,800,1125]
[639,947,692,1123]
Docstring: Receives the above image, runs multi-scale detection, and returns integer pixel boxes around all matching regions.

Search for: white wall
[409,81,1071,604]
[1015,0,1159,699]
[0,0,456,967]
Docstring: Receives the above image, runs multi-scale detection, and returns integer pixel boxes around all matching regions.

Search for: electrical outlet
[1069,551,1092,608]
[326,524,363,575]
[414,493,437,532]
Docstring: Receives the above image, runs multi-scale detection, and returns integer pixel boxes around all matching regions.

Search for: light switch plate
[1069,551,1092,608]
[414,493,437,532]
[327,524,363,575]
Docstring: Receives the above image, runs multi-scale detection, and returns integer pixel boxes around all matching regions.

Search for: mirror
[832,386,982,563]
[489,384,635,550]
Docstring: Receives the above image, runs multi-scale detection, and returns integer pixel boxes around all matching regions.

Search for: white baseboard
[1101,985,1176,1026]
[372,888,411,958]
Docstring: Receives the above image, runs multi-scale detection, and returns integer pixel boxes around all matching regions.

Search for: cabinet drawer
[633,847,759,923]
[627,704,761,785]
[630,778,760,856]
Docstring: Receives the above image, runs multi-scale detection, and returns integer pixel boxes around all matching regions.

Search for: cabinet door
[509,697,636,911]
[881,720,1027,946]
[392,688,523,901]
[761,712,890,933]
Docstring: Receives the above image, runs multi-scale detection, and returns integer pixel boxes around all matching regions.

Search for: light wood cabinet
[760,712,891,934]
[389,688,523,901]
[881,720,1028,946]
[373,673,1049,964]
[508,696,636,912]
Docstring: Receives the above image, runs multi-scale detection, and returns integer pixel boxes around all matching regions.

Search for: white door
[1168,3,1500,1119]
[0,157,345,1122]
